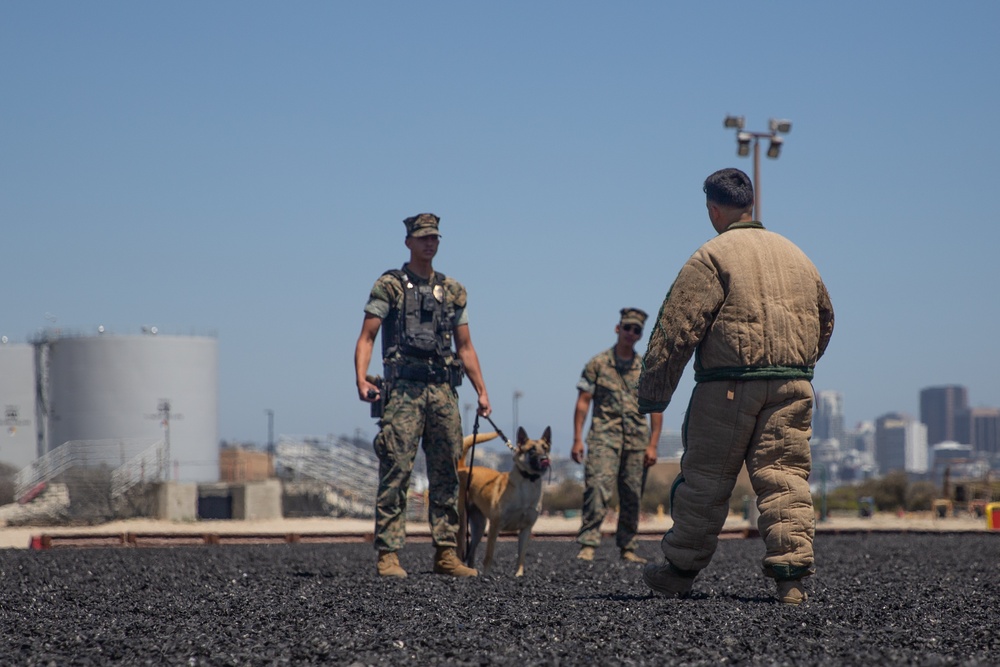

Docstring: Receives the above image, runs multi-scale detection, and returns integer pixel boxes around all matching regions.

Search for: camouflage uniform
[577,342,650,552]
[365,262,469,552]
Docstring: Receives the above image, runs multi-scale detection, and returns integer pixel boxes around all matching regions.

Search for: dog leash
[463,414,483,564]
[462,412,516,564]
[481,414,515,452]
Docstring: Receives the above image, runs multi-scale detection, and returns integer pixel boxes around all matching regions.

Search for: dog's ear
[517,426,528,446]
[542,426,552,449]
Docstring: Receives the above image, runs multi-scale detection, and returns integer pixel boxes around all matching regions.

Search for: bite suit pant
[663,378,815,581]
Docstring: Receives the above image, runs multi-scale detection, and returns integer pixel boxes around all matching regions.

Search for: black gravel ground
[1,533,998,666]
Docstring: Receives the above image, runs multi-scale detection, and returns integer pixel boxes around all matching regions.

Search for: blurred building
[813,390,845,446]
[848,420,876,459]
[931,441,974,471]
[920,385,968,446]
[1,330,220,484]
[43,331,219,482]
[875,412,928,475]
[219,447,274,483]
[0,341,38,469]
[968,407,1000,459]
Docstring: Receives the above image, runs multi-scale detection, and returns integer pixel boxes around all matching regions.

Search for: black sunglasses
[622,324,643,336]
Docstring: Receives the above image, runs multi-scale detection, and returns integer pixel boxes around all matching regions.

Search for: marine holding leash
[354,212,492,579]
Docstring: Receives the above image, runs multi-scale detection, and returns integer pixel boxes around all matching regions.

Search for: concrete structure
[43,332,219,483]
[152,482,198,521]
[194,481,283,520]
[0,342,37,469]
[231,480,282,520]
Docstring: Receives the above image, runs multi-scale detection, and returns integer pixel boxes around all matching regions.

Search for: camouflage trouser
[577,441,646,551]
[664,378,815,580]
[372,378,463,552]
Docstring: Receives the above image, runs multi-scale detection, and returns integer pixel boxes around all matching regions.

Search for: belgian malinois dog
[457,427,552,576]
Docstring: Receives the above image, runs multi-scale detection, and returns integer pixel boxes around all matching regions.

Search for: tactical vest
[380,268,457,366]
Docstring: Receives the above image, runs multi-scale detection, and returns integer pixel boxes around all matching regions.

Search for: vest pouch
[404,330,439,355]
[449,363,464,388]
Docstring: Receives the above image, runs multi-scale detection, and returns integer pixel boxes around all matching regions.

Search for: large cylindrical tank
[0,341,39,469]
[47,334,218,482]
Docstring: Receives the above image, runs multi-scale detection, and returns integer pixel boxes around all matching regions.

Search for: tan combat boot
[576,546,596,561]
[376,550,407,578]
[621,549,647,564]
[433,547,478,577]
[776,579,807,605]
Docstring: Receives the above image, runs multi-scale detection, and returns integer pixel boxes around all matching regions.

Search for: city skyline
[807,381,998,492]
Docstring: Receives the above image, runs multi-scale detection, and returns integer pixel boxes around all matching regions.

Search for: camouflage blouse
[577,348,650,451]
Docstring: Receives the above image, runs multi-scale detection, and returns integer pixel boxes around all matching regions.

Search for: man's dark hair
[703,168,754,209]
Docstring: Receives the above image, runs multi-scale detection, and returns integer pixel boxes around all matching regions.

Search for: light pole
[723,116,792,222]
[151,399,182,480]
[513,390,523,439]
[265,409,274,454]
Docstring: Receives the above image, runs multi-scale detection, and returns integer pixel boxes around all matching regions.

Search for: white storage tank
[46,333,219,482]
[0,340,39,469]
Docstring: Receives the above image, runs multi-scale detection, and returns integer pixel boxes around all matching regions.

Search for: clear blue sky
[3,2,998,456]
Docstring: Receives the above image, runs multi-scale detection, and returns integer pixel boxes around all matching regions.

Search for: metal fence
[13,439,165,519]
[275,435,428,520]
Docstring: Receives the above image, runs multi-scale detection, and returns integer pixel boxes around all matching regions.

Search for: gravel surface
[1,533,998,666]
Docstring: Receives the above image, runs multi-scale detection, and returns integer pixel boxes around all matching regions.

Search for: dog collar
[517,468,542,482]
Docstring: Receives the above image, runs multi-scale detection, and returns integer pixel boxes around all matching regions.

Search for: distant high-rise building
[919,385,969,446]
[847,420,876,458]
[968,407,1000,458]
[813,390,845,445]
[875,412,928,475]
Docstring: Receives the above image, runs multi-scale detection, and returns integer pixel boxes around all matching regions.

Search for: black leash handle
[482,414,515,451]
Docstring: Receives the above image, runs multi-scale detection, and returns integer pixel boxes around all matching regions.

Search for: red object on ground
[986,502,1000,531]
[18,482,47,505]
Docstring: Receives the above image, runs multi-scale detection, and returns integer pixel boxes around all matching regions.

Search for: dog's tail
[459,432,499,468]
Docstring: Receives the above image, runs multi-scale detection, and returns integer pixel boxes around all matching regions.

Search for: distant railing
[14,438,165,502]
[110,440,167,499]
[275,435,428,519]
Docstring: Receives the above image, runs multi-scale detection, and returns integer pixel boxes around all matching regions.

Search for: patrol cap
[619,307,648,327]
[403,213,441,238]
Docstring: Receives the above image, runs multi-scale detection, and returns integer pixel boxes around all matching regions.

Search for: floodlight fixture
[724,115,745,130]
[724,115,792,221]
[769,118,792,134]
[766,135,784,158]
[736,132,752,156]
